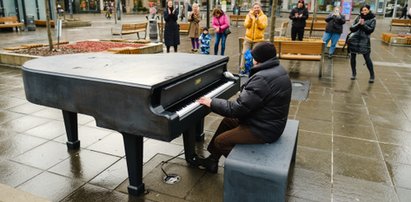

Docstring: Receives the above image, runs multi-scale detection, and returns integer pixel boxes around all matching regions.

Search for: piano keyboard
[176,81,235,118]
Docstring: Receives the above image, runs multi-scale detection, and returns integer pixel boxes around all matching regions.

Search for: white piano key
[176,81,234,118]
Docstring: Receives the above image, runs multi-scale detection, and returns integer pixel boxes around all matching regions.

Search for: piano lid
[22,53,228,87]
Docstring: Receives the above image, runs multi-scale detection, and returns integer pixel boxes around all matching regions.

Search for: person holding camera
[289,0,309,41]
[239,2,268,72]
[323,7,345,58]
[348,5,376,83]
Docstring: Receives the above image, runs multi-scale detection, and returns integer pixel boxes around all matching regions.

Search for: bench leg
[137,32,140,39]
[292,130,299,163]
[319,60,323,78]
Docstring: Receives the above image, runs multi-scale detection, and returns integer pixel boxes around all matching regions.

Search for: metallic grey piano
[22,53,240,196]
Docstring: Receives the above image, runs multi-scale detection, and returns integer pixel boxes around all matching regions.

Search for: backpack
[241,49,253,75]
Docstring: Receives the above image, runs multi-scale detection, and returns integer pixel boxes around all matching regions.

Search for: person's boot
[198,155,219,174]
[350,74,356,80]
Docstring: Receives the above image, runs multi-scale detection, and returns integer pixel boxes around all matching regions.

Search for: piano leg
[183,126,199,167]
[121,133,145,196]
[62,110,80,149]
[195,119,205,142]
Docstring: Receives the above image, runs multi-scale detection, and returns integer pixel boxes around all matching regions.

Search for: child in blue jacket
[199,27,212,54]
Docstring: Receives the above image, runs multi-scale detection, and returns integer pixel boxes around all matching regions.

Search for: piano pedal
[186,155,201,168]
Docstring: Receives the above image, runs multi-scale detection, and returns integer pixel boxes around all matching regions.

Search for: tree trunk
[309,0,317,37]
[45,0,53,51]
[114,0,118,24]
[269,0,278,43]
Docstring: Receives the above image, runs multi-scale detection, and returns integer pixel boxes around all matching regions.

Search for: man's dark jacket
[210,58,292,143]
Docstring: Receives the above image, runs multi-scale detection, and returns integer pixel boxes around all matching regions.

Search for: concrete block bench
[224,119,299,202]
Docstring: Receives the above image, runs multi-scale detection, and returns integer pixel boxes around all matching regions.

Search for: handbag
[224,28,231,35]
[217,17,231,35]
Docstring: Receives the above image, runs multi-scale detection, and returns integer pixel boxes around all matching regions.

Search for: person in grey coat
[348,4,376,83]
[197,42,292,173]
[164,0,180,53]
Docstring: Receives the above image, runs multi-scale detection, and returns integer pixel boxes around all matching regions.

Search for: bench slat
[280,54,321,61]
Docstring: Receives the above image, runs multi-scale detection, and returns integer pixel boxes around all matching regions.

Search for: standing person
[348,5,376,83]
[196,42,292,173]
[323,7,345,58]
[188,3,201,52]
[164,0,180,53]
[212,8,230,55]
[239,2,268,72]
[289,0,309,41]
[199,27,212,54]
[399,4,407,19]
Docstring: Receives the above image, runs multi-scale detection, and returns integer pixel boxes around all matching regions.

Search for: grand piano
[22,53,240,196]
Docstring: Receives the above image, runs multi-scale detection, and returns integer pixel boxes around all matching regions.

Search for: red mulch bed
[13,41,145,56]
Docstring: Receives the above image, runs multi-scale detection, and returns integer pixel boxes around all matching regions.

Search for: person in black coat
[164,0,180,53]
[348,5,376,83]
[197,42,292,173]
[323,7,345,58]
[289,0,309,41]
[399,4,407,19]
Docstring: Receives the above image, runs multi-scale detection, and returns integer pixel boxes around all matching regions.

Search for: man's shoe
[198,156,219,174]
[328,54,333,59]
[369,78,374,83]
[350,76,356,80]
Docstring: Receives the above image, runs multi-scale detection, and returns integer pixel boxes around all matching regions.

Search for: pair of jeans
[207,118,265,158]
[350,52,374,79]
[214,32,227,55]
[322,32,341,55]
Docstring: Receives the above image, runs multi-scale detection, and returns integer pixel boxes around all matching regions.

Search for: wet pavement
[1,13,411,202]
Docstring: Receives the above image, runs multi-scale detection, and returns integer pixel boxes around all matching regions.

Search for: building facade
[1,0,409,21]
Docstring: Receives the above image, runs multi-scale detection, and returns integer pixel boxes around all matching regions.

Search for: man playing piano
[197,42,292,173]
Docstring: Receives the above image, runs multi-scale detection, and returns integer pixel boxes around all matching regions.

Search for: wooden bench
[111,22,148,39]
[224,119,299,201]
[307,15,328,22]
[279,40,325,77]
[157,22,190,34]
[0,16,24,31]
[325,39,348,57]
[229,14,246,27]
[34,20,56,27]
[238,37,325,77]
[304,21,326,37]
[179,22,190,34]
[390,19,411,31]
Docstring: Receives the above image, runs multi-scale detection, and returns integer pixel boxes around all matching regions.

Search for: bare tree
[45,0,54,51]
[114,0,118,24]
[269,0,278,43]
[309,0,317,37]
